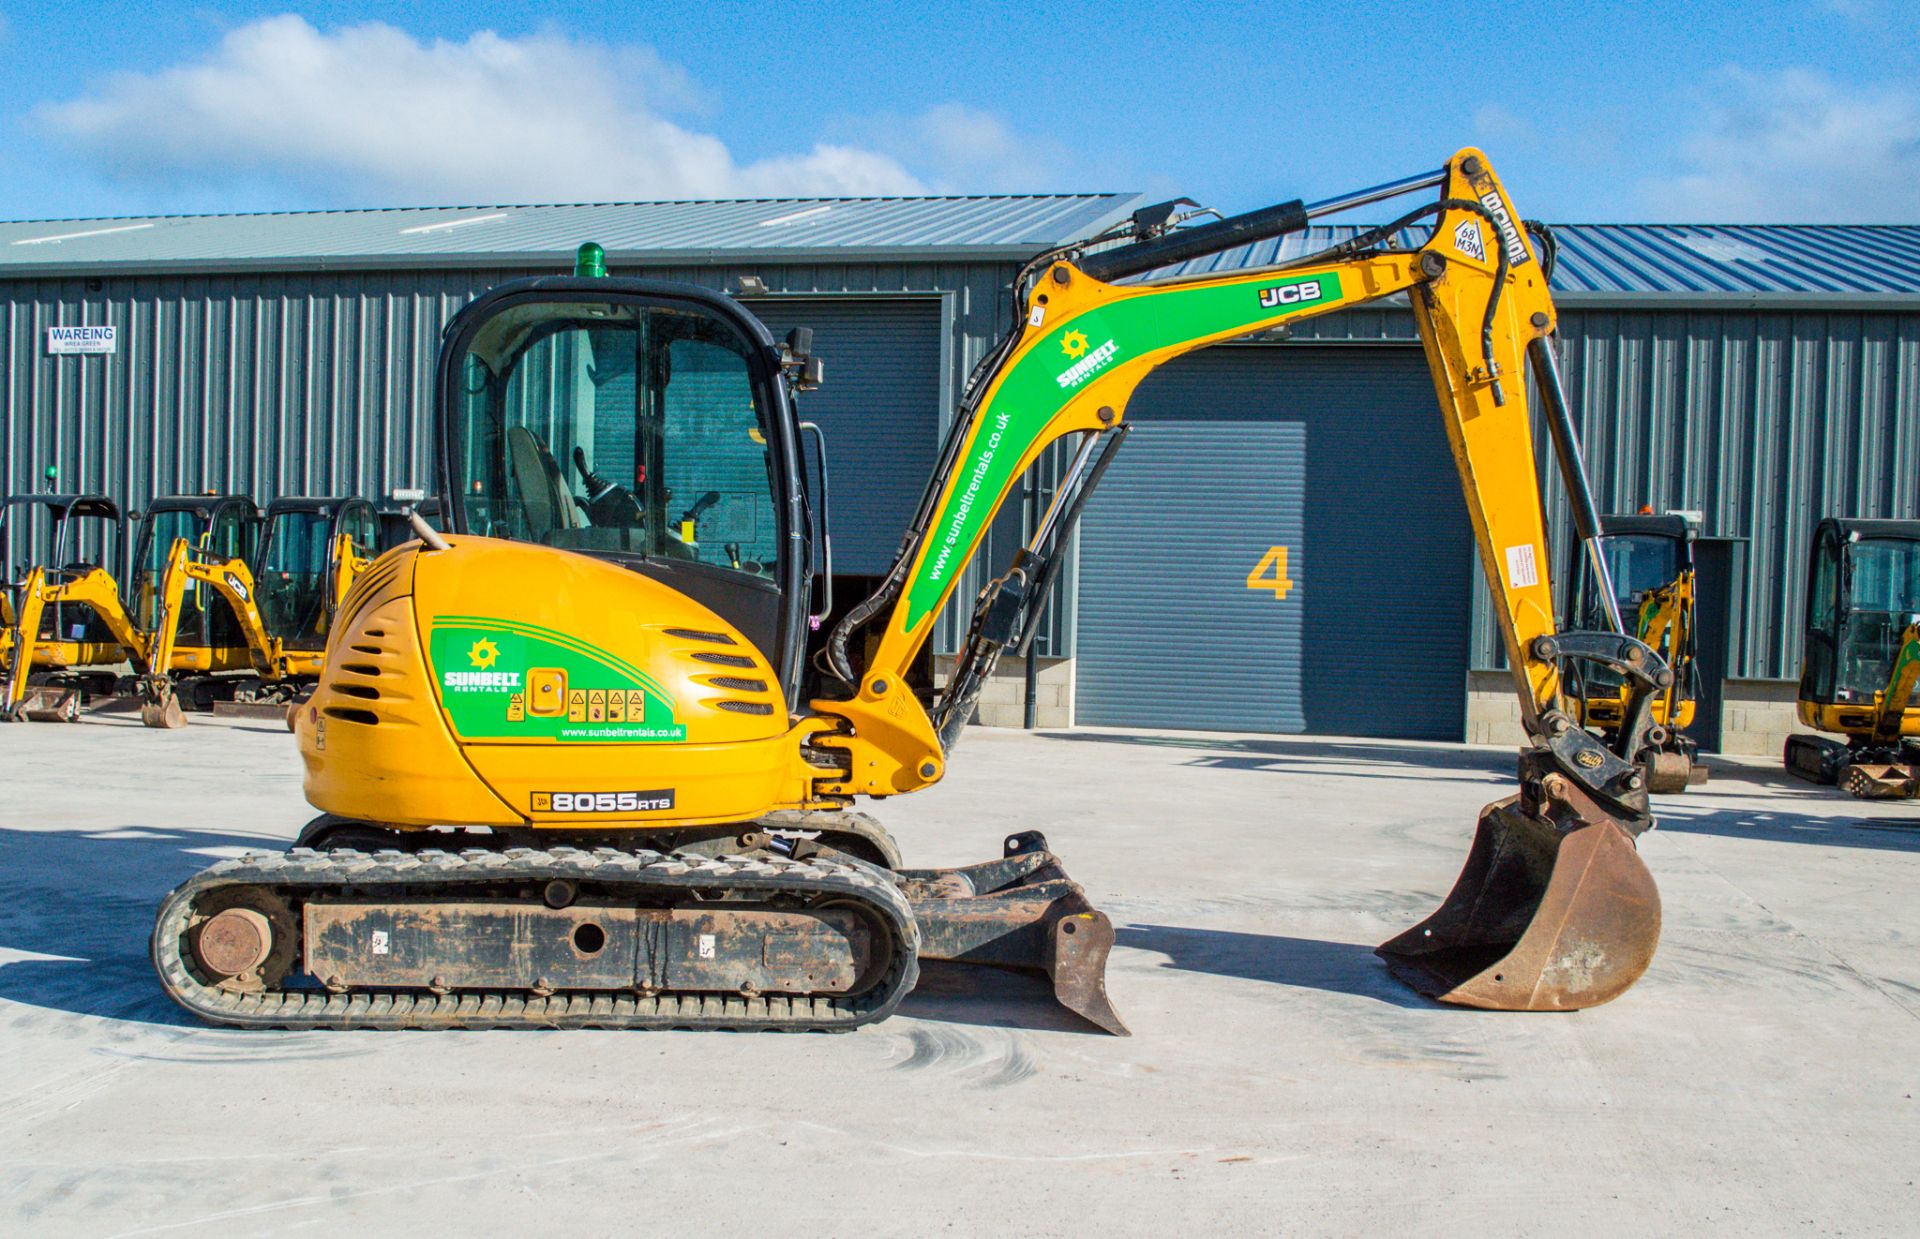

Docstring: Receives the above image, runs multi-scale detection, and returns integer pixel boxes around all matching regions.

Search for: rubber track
[153,845,920,1031]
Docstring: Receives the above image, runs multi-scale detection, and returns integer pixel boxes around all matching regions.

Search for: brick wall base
[932,654,1074,728]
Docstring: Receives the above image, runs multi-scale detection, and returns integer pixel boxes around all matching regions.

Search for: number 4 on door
[1246,546,1294,599]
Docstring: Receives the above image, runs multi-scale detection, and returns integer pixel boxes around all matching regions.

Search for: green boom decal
[427,616,687,743]
[902,270,1341,629]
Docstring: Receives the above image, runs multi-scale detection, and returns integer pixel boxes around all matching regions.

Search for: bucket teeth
[1378,795,1661,1011]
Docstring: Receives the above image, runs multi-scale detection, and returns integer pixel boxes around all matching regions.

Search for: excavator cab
[256,496,378,662]
[377,495,442,553]
[134,495,376,728]
[1565,513,1706,791]
[1,492,136,720]
[131,495,262,673]
[1787,518,1920,797]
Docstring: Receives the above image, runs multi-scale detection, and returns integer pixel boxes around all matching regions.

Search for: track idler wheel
[1378,793,1661,1011]
[184,890,296,993]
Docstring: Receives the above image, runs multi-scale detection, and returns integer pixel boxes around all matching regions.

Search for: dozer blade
[1840,763,1919,799]
[897,831,1127,1035]
[1378,794,1661,1011]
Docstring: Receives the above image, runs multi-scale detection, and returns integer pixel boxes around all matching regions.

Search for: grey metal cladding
[1468,308,1920,681]
[0,261,1024,655]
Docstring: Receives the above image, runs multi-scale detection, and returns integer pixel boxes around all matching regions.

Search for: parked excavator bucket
[1378,790,1661,1011]
[897,831,1127,1036]
[140,689,186,730]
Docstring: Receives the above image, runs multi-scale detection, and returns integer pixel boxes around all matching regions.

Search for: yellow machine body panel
[1798,700,1920,738]
[12,566,141,669]
[299,538,832,829]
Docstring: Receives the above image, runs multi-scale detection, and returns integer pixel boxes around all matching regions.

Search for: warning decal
[1504,544,1540,590]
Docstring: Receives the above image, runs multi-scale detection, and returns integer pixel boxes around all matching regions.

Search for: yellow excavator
[1786,518,1920,798]
[139,495,378,727]
[6,492,374,726]
[1,491,142,721]
[154,148,1673,1032]
[1565,512,1707,792]
[5,493,256,723]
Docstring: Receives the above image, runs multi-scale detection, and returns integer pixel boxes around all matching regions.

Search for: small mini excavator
[1,490,139,721]
[1566,512,1707,792]
[138,495,377,727]
[1787,518,1920,798]
[154,149,1672,1031]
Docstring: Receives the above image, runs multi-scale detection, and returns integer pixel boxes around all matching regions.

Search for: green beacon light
[574,242,607,278]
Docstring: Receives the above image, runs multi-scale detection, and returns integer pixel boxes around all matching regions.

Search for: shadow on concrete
[1692,758,1873,798]
[1654,804,1920,853]
[1036,730,1514,779]
[1116,924,1435,1010]
[899,962,1107,1035]
[0,825,277,1026]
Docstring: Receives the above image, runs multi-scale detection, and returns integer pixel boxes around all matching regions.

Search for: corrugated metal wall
[0,260,1026,653]
[1193,305,1920,682]
[5,261,1915,679]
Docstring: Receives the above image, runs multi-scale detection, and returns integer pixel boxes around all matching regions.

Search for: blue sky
[4,1,1917,224]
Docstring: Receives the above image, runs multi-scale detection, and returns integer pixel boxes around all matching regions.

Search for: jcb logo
[1257,279,1322,309]
[533,789,676,813]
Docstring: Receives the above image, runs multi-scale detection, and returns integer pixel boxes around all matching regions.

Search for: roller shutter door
[1074,346,1471,739]
[745,299,941,575]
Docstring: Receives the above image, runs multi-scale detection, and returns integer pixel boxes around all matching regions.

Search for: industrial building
[3,198,1916,752]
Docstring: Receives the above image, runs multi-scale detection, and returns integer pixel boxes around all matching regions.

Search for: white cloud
[35,15,927,205]
[1473,103,1537,146]
[843,103,1072,193]
[1646,67,1920,222]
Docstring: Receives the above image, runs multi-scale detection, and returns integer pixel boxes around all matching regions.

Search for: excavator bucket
[140,695,187,729]
[896,831,1127,1035]
[1378,793,1661,1010]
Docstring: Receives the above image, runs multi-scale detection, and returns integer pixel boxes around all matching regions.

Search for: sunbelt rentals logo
[1055,327,1118,389]
[442,636,521,692]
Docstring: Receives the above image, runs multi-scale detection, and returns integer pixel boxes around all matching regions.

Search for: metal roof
[2,193,1915,304]
[1136,222,1920,306]
[0,194,1145,276]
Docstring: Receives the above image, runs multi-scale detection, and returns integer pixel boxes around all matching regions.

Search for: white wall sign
[46,325,116,355]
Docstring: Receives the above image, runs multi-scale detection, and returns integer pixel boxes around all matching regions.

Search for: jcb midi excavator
[1786,518,1920,798]
[154,148,1673,1032]
[1566,512,1706,792]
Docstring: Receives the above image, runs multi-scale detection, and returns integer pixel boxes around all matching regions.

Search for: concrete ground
[1,716,1916,1236]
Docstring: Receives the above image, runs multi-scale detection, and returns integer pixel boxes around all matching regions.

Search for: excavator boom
[816,148,1667,1009]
